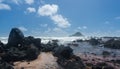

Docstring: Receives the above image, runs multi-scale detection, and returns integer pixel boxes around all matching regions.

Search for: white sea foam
[0,37,8,44]
[37,36,89,44]
[0,36,88,44]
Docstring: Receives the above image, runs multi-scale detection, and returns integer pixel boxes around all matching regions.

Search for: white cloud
[25,0,34,5]
[18,26,28,32]
[53,27,62,32]
[51,14,71,28]
[38,4,71,28]
[0,3,11,10]
[38,4,58,16]
[11,0,34,5]
[26,7,36,13]
[83,26,87,29]
[77,26,87,30]
[40,24,48,27]
[52,27,69,36]
[11,0,22,5]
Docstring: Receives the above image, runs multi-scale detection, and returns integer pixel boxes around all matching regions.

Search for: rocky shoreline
[0,28,120,69]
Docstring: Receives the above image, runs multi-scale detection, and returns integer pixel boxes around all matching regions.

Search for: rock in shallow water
[104,39,120,49]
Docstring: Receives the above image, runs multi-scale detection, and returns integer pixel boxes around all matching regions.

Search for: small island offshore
[0,28,120,69]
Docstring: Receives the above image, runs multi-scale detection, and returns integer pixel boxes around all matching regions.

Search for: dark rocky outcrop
[0,41,5,53]
[7,28,24,47]
[53,45,73,59]
[104,39,120,49]
[23,36,42,50]
[24,44,39,61]
[53,45,85,69]
[0,28,41,63]
[88,38,100,45]
[41,41,59,52]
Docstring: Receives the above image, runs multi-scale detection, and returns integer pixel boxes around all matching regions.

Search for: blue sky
[0,0,120,37]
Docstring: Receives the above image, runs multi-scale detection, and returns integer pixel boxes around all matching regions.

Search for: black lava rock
[2,47,26,62]
[104,39,120,49]
[41,41,59,52]
[0,41,5,53]
[23,36,42,50]
[25,44,39,61]
[53,45,73,59]
[0,58,13,69]
[89,38,100,46]
[7,28,24,47]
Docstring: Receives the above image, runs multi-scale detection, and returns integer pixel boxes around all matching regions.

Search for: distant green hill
[70,32,83,37]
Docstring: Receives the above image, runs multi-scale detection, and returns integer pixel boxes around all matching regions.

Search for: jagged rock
[0,58,13,69]
[104,39,120,49]
[7,28,24,47]
[89,38,100,45]
[23,36,42,50]
[57,55,85,69]
[41,41,59,52]
[2,44,39,62]
[53,45,73,59]
[53,45,85,69]
[33,38,41,49]
[25,44,39,61]
[2,47,26,62]
[0,41,5,53]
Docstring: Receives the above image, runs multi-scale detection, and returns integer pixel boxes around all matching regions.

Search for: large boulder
[53,45,73,59]
[25,44,39,61]
[104,39,120,49]
[53,45,85,69]
[7,28,24,47]
[88,38,100,45]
